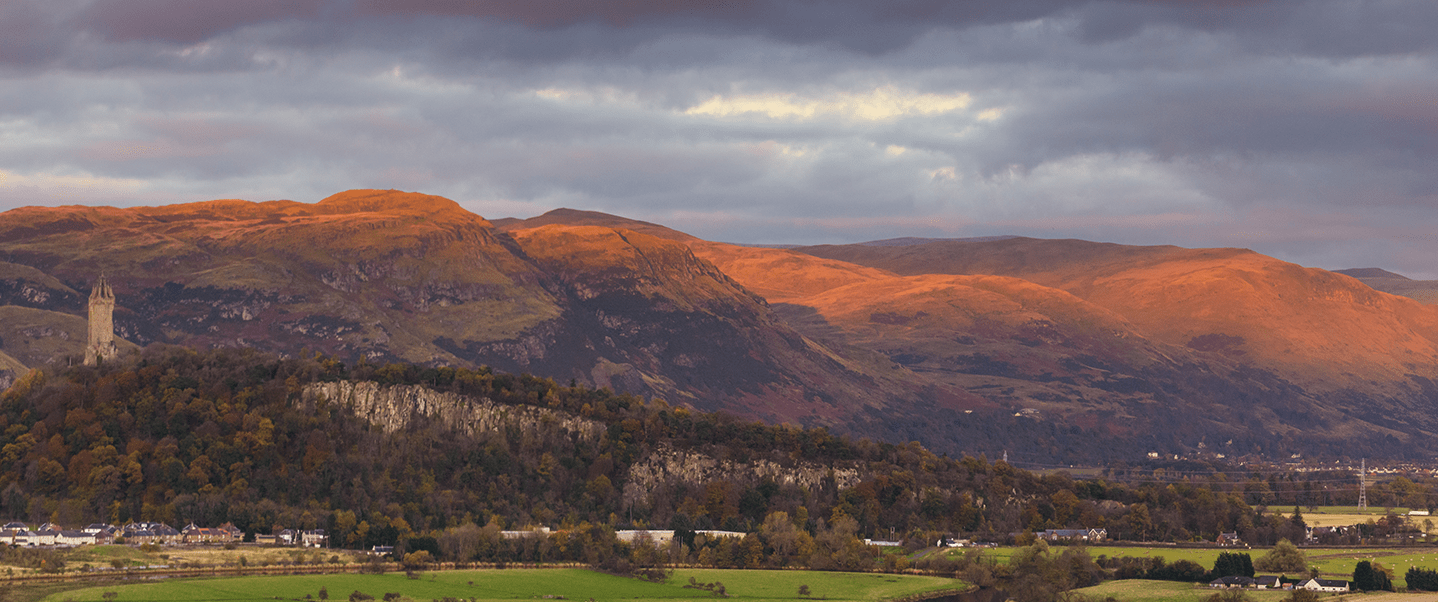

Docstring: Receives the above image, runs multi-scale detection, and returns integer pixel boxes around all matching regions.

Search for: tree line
[2,345,1437,560]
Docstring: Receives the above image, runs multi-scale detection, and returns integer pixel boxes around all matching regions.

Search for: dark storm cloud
[5,0,1438,277]
[73,0,329,44]
[61,0,1072,56]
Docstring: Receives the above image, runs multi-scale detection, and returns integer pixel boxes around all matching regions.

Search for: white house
[693,530,745,540]
[1299,578,1349,592]
[55,530,97,546]
[616,530,675,547]
[301,529,328,547]
[500,526,551,539]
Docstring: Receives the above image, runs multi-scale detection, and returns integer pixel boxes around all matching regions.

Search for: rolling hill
[3,192,1437,461]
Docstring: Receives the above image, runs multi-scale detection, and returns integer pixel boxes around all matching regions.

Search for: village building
[220,523,244,541]
[1209,576,1253,588]
[500,527,552,539]
[1039,528,1108,542]
[301,529,328,547]
[616,530,675,547]
[123,522,181,545]
[1251,576,1281,589]
[693,529,745,540]
[55,530,97,546]
[27,528,58,546]
[1298,578,1349,592]
[182,523,235,544]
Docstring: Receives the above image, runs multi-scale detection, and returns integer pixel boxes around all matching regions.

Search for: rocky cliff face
[625,445,861,494]
[301,380,605,441]
[302,379,864,511]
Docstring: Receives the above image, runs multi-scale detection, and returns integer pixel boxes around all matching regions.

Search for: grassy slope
[44,568,963,602]
[0,306,140,368]
[797,238,1438,396]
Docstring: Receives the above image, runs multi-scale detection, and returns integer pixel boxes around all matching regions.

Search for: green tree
[1253,539,1307,573]
[1352,560,1395,591]
[1211,552,1254,578]
[760,511,798,565]
[401,550,431,570]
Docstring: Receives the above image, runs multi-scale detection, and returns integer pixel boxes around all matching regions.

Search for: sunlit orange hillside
[0,191,976,448]
[5,193,1438,461]
[502,210,1438,459]
[799,238,1438,397]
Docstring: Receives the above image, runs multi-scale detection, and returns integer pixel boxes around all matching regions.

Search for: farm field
[66,544,362,567]
[947,545,1225,568]
[949,544,1438,589]
[1071,580,1293,602]
[42,568,966,602]
[1268,506,1431,531]
[1270,506,1415,515]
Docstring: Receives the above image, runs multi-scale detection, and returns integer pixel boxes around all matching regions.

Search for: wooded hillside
[0,347,1431,554]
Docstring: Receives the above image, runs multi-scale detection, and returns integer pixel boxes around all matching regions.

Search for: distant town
[0,521,325,548]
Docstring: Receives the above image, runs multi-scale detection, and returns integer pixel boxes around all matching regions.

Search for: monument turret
[84,275,118,366]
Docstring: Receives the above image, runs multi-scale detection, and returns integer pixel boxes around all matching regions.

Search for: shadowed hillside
[4,194,1438,461]
[0,192,992,455]
[1337,268,1438,305]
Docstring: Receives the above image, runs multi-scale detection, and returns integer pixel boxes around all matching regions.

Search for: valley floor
[35,568,964,602]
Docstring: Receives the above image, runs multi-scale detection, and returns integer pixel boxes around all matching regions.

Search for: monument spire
[84,274,118,366]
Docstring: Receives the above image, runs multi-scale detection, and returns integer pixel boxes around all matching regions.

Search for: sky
[2,0,1437,277]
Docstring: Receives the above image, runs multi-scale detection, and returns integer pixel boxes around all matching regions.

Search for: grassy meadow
[41,568,964,602]
[947,542,1438,589]
[1269,506,1434,532]
[1071,580,1295,602]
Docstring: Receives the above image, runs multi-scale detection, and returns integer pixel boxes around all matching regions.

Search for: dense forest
[0,346,1435,564]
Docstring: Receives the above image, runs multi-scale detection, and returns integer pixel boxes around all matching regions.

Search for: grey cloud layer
[3,0,1438,277]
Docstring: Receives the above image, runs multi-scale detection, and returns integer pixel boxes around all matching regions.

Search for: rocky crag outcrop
[301,380,605,442]
[303,380,867,509]
[625,444,861,494]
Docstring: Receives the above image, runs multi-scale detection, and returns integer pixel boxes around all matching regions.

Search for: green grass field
[948,546,1226,568]
[1072,580,1295,602]
[946,542,1438,590]
[42,568,965,602]
[1293,506,1414,515]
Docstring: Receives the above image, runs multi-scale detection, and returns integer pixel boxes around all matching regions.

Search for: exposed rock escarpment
[301,380,604,441]
[626,444,861,493]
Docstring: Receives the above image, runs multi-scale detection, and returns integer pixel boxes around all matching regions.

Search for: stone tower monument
[84,275,118,366]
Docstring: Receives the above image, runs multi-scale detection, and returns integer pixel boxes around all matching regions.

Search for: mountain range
[2,189,1436,463]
